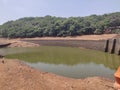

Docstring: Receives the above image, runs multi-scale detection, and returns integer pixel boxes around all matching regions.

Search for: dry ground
[0,38,40,47]
[24,34,117,40]
[0,59,115,90]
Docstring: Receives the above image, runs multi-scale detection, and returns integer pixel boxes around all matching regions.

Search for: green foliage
[0,12,120,38]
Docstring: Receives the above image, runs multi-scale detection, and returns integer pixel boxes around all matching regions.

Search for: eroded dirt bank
[0,38,40,47]
[0,59,114,90]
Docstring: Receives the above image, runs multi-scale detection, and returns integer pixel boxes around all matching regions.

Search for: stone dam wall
[24,40,106,51]
[24,39,120,55]
[105,38,120,55]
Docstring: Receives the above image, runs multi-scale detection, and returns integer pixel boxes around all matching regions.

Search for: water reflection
[0,46,120,79]
[25,62,115,79]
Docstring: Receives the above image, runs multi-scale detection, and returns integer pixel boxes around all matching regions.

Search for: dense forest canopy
[0,12,120,38]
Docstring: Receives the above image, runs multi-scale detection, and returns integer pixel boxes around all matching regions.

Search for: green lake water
[0,46,120,79]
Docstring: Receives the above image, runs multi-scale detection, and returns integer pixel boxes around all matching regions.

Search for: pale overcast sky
[0,0,120,24]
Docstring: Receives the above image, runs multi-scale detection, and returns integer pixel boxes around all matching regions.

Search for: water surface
[0,46,120,79]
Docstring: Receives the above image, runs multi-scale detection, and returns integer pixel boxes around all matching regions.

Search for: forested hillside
[0,12,120,38]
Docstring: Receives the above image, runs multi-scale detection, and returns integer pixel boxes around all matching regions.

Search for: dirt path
[0,59,114,90]
[24,34,117,40]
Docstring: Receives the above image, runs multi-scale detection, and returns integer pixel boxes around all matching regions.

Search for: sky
[0,0,120,24]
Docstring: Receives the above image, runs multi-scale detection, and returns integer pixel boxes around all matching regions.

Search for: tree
[0,12,120,38]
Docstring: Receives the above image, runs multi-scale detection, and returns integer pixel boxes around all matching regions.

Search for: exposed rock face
[0,59,114,90]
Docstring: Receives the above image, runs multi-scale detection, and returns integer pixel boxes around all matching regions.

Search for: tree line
[0,12,120,38]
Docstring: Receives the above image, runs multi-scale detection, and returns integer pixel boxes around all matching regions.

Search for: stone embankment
[0,34,116,49]
[24,34,120,55]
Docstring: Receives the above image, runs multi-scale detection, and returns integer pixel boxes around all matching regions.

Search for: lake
[0,46,120,79]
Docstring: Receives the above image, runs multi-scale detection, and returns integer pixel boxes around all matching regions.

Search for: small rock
[1,60,4,64]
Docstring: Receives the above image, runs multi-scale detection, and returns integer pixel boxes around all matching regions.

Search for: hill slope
[0,12,120,38]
